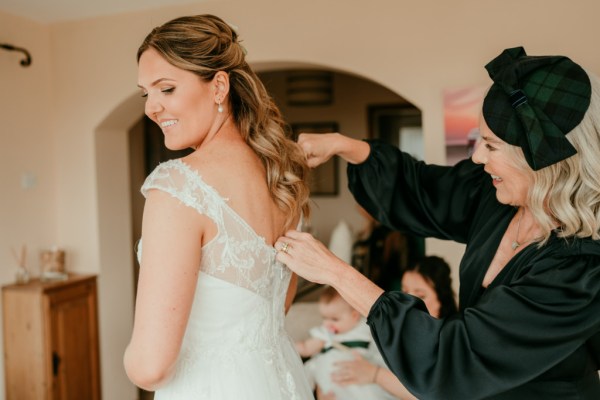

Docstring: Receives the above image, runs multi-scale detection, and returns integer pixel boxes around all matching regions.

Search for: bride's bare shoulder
[185,140,263,190]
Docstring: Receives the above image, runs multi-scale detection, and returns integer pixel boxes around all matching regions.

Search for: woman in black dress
[276,47,600,399]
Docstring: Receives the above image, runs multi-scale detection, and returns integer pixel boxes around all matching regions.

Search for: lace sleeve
[141,160,221,224]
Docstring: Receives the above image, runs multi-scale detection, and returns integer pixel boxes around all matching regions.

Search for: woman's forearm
[298,132,370,169]
[376,367,418,399]
[332,134,371,165]
[124,343,175,391]
[275,230,382,317]
[329,259,384,317]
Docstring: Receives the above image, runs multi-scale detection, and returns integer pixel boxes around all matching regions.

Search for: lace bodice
[139,159,291,299]
[136,159,313,399]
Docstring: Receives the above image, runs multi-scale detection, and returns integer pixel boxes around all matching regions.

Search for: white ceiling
[0,0,204,23]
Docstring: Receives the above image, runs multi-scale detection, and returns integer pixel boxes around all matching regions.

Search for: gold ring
[281,242,290,254]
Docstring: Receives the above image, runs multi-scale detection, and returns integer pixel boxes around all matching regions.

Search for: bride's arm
[124,189,209,391]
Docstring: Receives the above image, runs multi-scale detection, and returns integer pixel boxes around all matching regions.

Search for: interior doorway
[258,67,425,294]
[123,65,423,399]
[128,116,192,400]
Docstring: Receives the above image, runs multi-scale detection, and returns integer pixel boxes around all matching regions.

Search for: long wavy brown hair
[138,14,310,229]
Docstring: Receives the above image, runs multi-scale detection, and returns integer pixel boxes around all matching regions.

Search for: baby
[295,286,396,400]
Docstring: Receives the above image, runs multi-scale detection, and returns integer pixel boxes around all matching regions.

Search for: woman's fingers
[275,239,293,254]
[331,365,358,386]
[282,229,312,240]
[275,239,296,263]
[275,231,335,285]
[297,133,335,168]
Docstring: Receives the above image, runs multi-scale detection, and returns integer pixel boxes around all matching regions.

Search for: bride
[124,14,313,399]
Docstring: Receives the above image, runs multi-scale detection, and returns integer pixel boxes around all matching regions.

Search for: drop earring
[218,102,223,113]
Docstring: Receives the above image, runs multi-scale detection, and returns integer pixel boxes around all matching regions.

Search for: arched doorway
[93,61,422,400]
[93,91,144,400]
[258,66,424,293]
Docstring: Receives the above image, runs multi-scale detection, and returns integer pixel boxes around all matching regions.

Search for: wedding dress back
[138,159,313,399]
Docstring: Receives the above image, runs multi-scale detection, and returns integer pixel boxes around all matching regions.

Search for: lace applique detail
[140,159,289,299]
[139,160,312,399]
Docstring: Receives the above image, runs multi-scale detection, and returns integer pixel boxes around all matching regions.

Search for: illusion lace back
[138,160,313,399]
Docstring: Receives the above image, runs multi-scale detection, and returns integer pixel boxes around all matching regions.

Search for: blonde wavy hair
[137,14,310,229]
[506,71,600,244]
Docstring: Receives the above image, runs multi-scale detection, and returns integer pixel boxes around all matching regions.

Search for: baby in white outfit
[295,286,397,400]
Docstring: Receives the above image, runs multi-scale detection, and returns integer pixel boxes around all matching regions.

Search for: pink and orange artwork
[443,85,487,165]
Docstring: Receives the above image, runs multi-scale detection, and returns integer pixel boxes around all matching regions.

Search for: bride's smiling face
[137,48,218,151]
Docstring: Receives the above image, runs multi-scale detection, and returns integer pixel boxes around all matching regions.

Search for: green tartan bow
[482,47,590,170]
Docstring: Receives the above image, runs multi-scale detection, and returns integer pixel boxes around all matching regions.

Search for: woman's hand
[297,133,340,168]
[276,230,385,317]
[333,352,418,399]
[298,132,370,167]
[275,230,345,286]
[331,351,379,386]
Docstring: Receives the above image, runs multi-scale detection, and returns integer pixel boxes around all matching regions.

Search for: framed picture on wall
[291,122,339,196]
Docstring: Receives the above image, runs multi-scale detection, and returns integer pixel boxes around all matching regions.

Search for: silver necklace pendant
[512,208,524,251]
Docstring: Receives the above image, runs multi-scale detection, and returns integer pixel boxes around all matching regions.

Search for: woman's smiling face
[137,48,218,151]
[471,118,534,207]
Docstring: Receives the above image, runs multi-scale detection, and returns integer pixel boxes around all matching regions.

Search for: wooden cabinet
[2,274,101,400]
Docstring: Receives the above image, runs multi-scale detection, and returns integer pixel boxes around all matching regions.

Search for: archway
[93,91,144,400]
[92,60,422,398]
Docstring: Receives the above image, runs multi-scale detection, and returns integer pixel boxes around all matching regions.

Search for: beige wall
[0,13,55,267]
[1,0,600,398]
[0,11,57,392]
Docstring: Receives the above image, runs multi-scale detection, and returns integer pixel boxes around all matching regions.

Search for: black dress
[348,141,600,400]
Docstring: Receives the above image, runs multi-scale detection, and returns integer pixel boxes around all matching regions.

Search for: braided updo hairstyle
[137,15,310,229]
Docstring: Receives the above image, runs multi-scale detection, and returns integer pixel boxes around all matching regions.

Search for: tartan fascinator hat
[482,46,591,170]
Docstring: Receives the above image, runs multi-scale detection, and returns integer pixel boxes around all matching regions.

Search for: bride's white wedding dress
[138,159,314,399]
